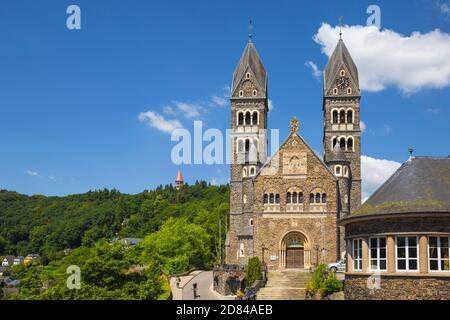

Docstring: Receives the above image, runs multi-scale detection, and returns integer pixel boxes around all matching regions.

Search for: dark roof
[237,225,253,237]
[355,157,450,215]
[326,144,349,163]
[324,39,359,93]
[232,41,267,96]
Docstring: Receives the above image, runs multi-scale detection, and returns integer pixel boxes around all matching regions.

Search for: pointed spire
[248,19,253,43]
[231,37,267,97]
[324,35,359,94]
[175,168,184,182]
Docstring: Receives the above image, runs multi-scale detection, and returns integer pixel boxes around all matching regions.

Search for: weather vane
[248,19,254,42]
[338,16,344,39]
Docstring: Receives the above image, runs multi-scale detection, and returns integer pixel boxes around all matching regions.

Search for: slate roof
[324,39,359,93]
[231,40,267,96]
[327,144,349,163]
[354,157,450,215]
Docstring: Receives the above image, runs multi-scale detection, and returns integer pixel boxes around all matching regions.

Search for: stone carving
[283,152,307,175]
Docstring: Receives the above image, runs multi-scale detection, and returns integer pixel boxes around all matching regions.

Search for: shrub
[246,257,262,287]
[305,264,343,298]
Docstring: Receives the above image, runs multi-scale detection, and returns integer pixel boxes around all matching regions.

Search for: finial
[408,147,414,159]
[290,116,299,134]
[338,16,344,39]
[248,19,254,42]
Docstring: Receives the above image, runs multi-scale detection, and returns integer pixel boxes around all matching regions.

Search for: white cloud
[360,121,366,133]
[173,102,202,119]
[268,99,275,111]
[162,105,177,116]
[305,61,322,80]
[26,170,42,178]
[210,95,227,107]
[138,111,183,134]
[440,1,450,17]
[361,155,402,202]
[314,23,450,93]
[427,107,441,114]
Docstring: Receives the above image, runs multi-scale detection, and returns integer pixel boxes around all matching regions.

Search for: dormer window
[239,90,244,97]
[252,90,258,97]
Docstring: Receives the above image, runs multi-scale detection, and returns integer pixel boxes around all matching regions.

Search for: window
[243,195,247,204]
[347,88,352,95]
[249,167,255,176]
[332,110,338,124]
[343,166,348,177]
[333,88,338,95]
[353,239,363,271]
[245,139,250,152]
[239,243,245,257]
[322,193,327,204]
[292,192,297,204]
[340,137,346,149]
[429,236,450,272]
[335,166,341,176]
[347,110,353,124]
[242,167,247,178]
[396,236,419,272]
[309,193,314,203]
[238,140,244,153]
[340,110,346,124]
[287,192,291,204]
[269,193,274,204]
[275,194,280,204]
[252,90,258,97]
[249,219,253,226]
[245,112,251,125]
[252,112,258,125]
[238,112,244,126]
[299,192,304,203]
[239,90,244,97]
[347,137,354,151]
[315,193,321,203]
[246,72,251,79]
[370,237,387,271]
[332,137,338,148]
[340,70,345,76]
[263,194,268,204]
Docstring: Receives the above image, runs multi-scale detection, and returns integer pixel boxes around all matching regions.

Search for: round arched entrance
[280,232,311,269]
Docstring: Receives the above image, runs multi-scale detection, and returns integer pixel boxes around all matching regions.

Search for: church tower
[323,38,362,215]
[226,36,269,265]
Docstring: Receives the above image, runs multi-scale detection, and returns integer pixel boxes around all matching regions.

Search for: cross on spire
[338,16,344,39]
[248,19,254,42]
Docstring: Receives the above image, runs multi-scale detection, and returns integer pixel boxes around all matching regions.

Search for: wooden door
[286,248,304,269]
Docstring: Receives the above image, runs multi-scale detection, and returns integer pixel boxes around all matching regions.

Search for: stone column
[362,238,369,272]
[346,239,353,272]
[419,235,428,274]
[387,235,396,273]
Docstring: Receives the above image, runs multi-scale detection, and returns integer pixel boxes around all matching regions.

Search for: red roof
[175,169,184,182]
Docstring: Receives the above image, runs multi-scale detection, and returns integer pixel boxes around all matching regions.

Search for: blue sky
[0,0,449,197]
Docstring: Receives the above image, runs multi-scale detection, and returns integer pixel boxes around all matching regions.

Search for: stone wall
[213,265,246,296]
[345,274,450,300]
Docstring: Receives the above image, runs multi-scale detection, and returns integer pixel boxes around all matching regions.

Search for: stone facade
[213,265,246,296]
[345,274,450,300]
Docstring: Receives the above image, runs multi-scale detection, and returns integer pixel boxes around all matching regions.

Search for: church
[223,33,362,271]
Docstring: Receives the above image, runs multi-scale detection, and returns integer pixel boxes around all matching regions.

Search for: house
[111,237,143,247]
[2,256,15,267]
[13,256,24,265]
[24,254,41,265]
[341,156,450,300]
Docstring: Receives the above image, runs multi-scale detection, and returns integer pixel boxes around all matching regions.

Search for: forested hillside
[0,182,229,299]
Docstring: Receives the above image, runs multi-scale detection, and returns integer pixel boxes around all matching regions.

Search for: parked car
[328,258,346,273]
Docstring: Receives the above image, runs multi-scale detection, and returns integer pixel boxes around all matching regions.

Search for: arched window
[343,166,348,177]
[263,194,268,204]
[316,193,321,204]
[347,110,353,124]
[269,193,275,204]
[252,90,258,97]
[242,167,247,178]
[347,137,354,151]
[332,110,338,124]
[286,192,291,204]
[243,195,247,204]
[250,166,255,176]
[292,192,297,204]
[246,72,251,79]
[239,90,244,97]
[333,88,338,95]
[340,70,345,76]
[299,192,304,203]
[245,139,250,152]
[245,112,251,125]
[347,88,352,95]
[332,137,338,148]
[309,193,315,203]
[340,137,346,149]
[335,166,341,176]
[275,194,280,204]
[252,112,258,125]
[249,219,253,226]
[238,112,244,126]
[340,110,346,124]
[322,193,327,204]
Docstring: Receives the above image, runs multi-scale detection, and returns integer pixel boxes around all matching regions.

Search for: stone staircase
[257,269,312,300]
